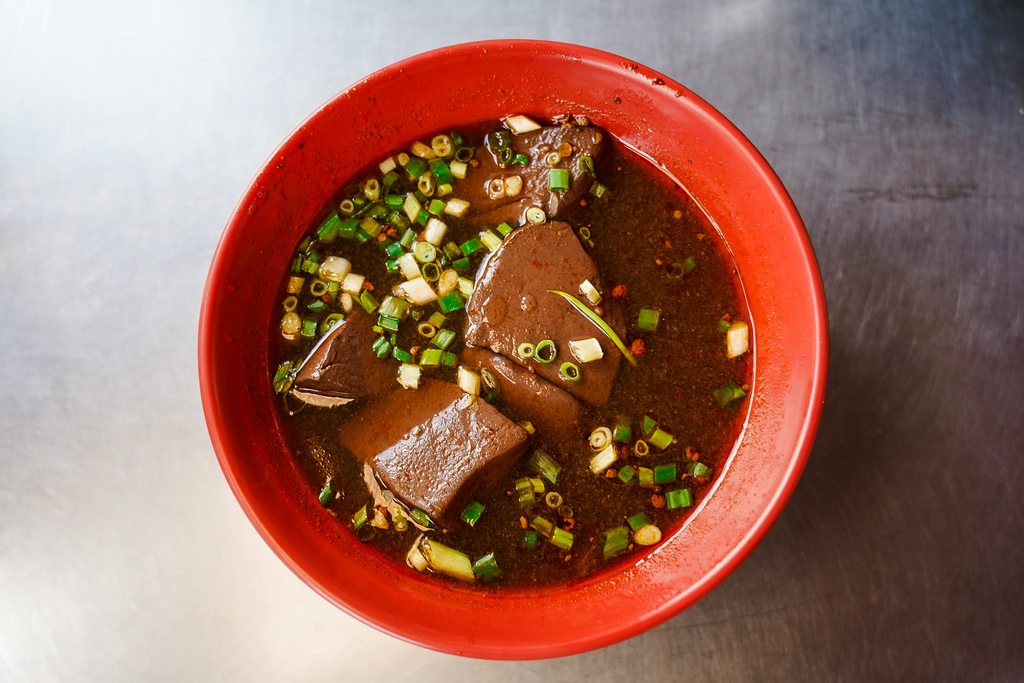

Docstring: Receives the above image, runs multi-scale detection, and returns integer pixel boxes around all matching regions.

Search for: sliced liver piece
[291,308,394,407]
[464,221,625,406]
[462,123,607,226]
[460,347,583,439]
[339,380,530,526]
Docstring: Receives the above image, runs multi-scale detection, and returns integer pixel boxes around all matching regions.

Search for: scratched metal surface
[1,0,1021,680]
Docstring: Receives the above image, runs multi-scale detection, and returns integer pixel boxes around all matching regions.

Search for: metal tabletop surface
[2,1,1021,680]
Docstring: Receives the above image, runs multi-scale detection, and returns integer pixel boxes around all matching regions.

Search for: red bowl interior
[199,40,828,659]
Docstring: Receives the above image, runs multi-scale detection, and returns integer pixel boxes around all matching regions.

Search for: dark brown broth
[272,132,751,589]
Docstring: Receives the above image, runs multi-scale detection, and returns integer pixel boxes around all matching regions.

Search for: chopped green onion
[641,415,657,436]
[392,347,413,363]
[385,242,404,258]
[379,295,409,320]
[653,463,677,485]
[372,336,391,358]
[603,526,630,560]
[718,318,732,333]
[684,257,697,271]
[317,213,341,242]
[526,207,546,224]
[298,236,313,253]
[352,504,369,529]
[426,198,446,216]
[319,313,345,336]
[472,552,501,582]
[451,257,471,272]
[421,262,441,282]
[578,155,595,176]
[431,328,456,350]
[404,157,427,180]
[428,311,447,327]
[459,237,484,256]
[522,529,539,550]
[480,230,503,252]
[726,320,750,358]
[318,480,335,506]
[457,366,481,396]
[460,500,486,526]
[530,516,555,538]
[551,527,574,551]
[338,217,359,239]
[666,262,686,279]
[544,492,563,508]
[713,381,748,406]
[413,240,437,263]
[454,146,474,163]
[496,222,514,237]
[421,539,474,581]
[517,342,536,358]
[428,158,454,185]
[649,427,674,450]
[627,512,651,531]
[515,477,536,508]
[618,465,636,484]
[513,153,530,165]
[549,168,570,191]
[527,448,562,484]
[638,467,655,488]
[359,290,379,314]
[409,509,432,527]
[589,181,609,199]
[634,440,650,457]
[534,339,557,364]
[568,337,603,363]
[437,291,464,313]
[359,216,381,239]
[272,361,295,394]
[391,506,408,532]
[420,348,443,367]
[579,226,591,240]
[612,415,632,442]
[530,477,545,495]
[688,462,712,478]
[637,307,661,332]
[559,362,581,381]
[441,352,457,367]
[417,322,437,338]
[548,290,636,366]
[300,319,317,338]
[666,488,693,510]
[306,300,328,315]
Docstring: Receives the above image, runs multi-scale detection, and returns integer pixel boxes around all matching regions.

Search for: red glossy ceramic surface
[199,41,828,659]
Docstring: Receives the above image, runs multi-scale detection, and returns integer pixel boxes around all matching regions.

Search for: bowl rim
[199,39,828,659]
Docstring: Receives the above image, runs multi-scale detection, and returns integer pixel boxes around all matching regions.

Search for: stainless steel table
[2,1,1021,680]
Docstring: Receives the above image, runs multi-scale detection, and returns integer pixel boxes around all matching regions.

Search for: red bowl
[199,40,827,659]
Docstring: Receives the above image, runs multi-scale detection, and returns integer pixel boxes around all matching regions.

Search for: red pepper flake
[322,295,331,302]
[630,338,646,356]
[722,313,731,321]
[561,518,576,530]
[612,284,627,299]
[605,468,618,479]
[363,282,374,291]
[651,494,666,509]
[654,258,663,266]
[580,198,587,207]
[673,210,683,219]
[410,346,420,356]
[686,447,700,462]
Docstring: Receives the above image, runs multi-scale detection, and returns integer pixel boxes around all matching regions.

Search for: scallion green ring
[559,361,581,382]
[421,261,440,282]
[417,322,437,338]
[517,342,536,359]
[535,339,557,364]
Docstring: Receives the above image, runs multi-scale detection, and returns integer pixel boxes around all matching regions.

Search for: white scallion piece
[397,252,421,280]
[589,444,618,474]
[379,156,397,174]
[397,363,421,389]
[437,269,459,296]
[396,152,410,166]
[410,140,437,159]
[406,541,429,572]
[580,279,602,305]
[450,161,468,179]
[569,337,604,363]
[480,230,502,252]
[340,273,365,294]
[444,197,470,217]
[504,114,542,134]
[726,320,750,358]
[394,277,437,304]
[504,175,523,197]
[633,524,663,546]
[457,366,481,396]
[458,276,474,298]
[424,217,448,246]
[318,256,351,283]
[340,292,354,313]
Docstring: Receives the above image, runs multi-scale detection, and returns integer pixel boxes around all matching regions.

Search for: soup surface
[270,117,752,589]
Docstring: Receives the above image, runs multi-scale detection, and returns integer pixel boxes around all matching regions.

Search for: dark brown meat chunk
[339,380,530,525]
[464,221,625,406]
[460,347,583,439]
[461,123,606,226]
[292,308,394,407]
